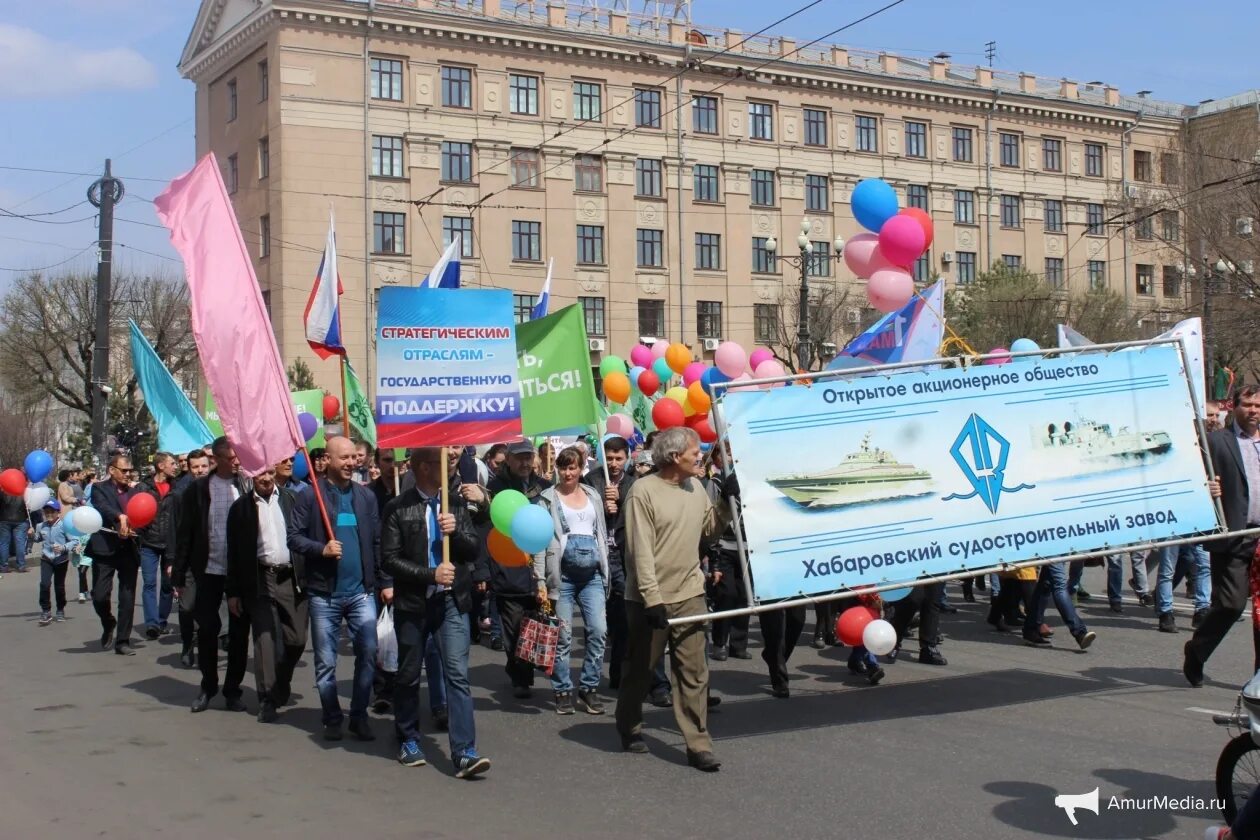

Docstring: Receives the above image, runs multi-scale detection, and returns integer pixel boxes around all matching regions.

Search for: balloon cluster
[2,450,53,505]
[845,178,933,313]
[835,605,897,656]
[486,488,553,567]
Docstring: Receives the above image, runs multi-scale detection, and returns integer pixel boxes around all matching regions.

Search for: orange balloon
[687,381,711,414]
[488,529,530,567]
[665,342,692,375]
[603,371,631,404]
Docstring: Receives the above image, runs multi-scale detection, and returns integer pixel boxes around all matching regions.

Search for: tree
[0,397,57,471]
[287,359,317,391]
[766,279,857,372]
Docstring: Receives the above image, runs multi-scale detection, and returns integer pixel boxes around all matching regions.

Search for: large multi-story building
[182,0,1209,393]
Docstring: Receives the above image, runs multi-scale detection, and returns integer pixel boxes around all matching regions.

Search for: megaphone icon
[1054,788,1100,826]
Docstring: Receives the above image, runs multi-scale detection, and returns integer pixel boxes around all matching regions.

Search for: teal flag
[129,320,214,453]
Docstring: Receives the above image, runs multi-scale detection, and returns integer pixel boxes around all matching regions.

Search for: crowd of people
[1,389,1256,780]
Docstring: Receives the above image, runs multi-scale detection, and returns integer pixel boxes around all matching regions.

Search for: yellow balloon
[665,386,689,408]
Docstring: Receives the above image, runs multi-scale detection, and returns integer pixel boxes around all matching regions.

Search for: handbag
[516,600,563,675]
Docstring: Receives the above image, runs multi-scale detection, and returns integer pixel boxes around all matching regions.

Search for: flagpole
[300,443,335,539]
[339,355,351,438]
[440,445,451,565]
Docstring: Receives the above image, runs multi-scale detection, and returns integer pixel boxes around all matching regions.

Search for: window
[1087,260,1106,290]
[635,89,661,128]
[259,214,270,258]
[754,304,778,344]
[804,108,827,147]
[635,158,663,198]
[372,58,404,101]
[750,169,775,207]
[227,78,237,120]
[574,82,602,122]
[441,66,472,108]
[371,135,404,178]
[749,102,774,141]
[697,301,723,339]
[638,299,666,337]
[1002,255,1023,271]
[952,127,974,162]
[1086,203,1105,236]
[1136,264,1154,296]
[1000,194,1021,228]
[695,233,721,270]
[513,294,538,324]
[1045,257,1064,289]
[576,225,605,265]
[373,211,406,254]
[1043,138,1062,172]
[1162,210,1180,242]
[856,115,878,152]
[954,190,975,224]
[752,237,776,273]
[905,121,927,158]
[258,60,269,102]
[693,164,720,203]
[636,229,664,268]
[257,136,269,180]
[1135,210,1154,240]
[440,142,472,183]
[442,216,474,257]
[807,243,832,278]
[1085,142,1104,177]
[805,175,829,212]
[1161,152,1179,185]
[580,296,606,337]
[226,154,238,193]
[1044,199,1064,233]
[1134,150,1152,182]
[956,251,976,285]
[1163,266,1182,297]
[906,185,929,212]
[1000,132,1020,167]
[913,251,931,283]
[510,148,541,188]
[574,154,603,193]
[692,95,718,134]
[511,221,541,261]
[509,74,539,115]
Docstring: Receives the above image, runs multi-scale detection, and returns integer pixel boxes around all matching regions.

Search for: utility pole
[87,159,124,469]
[985,40,996,67]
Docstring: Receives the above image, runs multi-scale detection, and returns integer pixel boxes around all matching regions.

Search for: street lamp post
[766,219,844,372]
[1203,257,1230,392]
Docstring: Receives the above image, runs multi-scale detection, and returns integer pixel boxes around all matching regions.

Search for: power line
[0,200,89,219]
[0,242,98,273]
[116,243,180,263]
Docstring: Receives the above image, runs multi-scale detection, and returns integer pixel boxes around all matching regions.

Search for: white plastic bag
[376,605,398,673]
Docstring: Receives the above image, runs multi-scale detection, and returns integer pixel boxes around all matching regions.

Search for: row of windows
[223,137,270,193]
[224,59,268,122]
[510,294,782,344]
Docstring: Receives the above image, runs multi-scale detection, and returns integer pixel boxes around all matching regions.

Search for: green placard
[515,304,599,437]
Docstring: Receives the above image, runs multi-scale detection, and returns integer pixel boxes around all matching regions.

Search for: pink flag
[154,153,302,476]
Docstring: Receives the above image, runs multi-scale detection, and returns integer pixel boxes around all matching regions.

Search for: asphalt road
[0,566,1249,840]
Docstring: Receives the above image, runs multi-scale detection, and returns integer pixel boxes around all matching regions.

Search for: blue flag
[829,280,944,368]
[128,320,214,453]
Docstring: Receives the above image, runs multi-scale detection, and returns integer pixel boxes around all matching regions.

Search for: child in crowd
[845,591,886,686]
[32,501,72,625]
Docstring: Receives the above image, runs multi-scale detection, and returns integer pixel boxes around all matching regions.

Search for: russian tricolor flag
[422,235,462,289]
[304,209,345,359]
[530,258,553,320]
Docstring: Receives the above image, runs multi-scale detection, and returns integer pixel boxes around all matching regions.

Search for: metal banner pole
[709,396,756,611]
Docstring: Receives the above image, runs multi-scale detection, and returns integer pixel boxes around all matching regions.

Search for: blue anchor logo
[946,413,1032,514]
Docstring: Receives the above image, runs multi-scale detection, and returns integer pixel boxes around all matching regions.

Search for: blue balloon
[62,517,82,539]
[298,412,319,442]
[851,178,899,233]
[510,504,554,554]
[628,365,647,389]
[651,357,673,384]
[701,366,731,397]
[1010,338,1040,353]
[878,587,914,602]
[23,450,53,483]
[292,451,310,480]
[700,442,713,453]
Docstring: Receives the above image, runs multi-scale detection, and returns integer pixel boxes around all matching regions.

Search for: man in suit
[226,463,307,724]
[1184,386,1259,686]
[89,454,142,655]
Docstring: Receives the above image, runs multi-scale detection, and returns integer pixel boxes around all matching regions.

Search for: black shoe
[115,643,137,656]
[886,646,899,663]
[179,646,195,669]
[771,684,790,699]
[348,718,375,741]
[1110,600,1124,614]
[868,666,885,686]
[1183,641,1204,688]
[100,623,116,650]
[190,692,212,713]
[707,695,721,708]
[811,634,826,650]
[649,690,672,708]
[620,733,649,754]
[1022,633,1052,648]
[1076,587,1093,601]
[963,590,977,603]
[512,685,532,700]
[939,602,959,614]
[1074,630,1096,650]
[272,686,291,707]
[990,615,1012,633]
[1158,611,1178,633]
[145,626,161,641]
[554,691,576,715]
[371,698,392,715]
[729,649,752,660]
[711,646,729,661]
[686,750,722,772]
[433,706,450,731]
[918,647,948,665]
[224,696,247,713]
[489,637,505,652]
[1192,609,1208,630]
[258,700,278,723]
[1137,593,1154,608]
[323,723,343,741]
[848,660,869,675]
[577,689,605,715]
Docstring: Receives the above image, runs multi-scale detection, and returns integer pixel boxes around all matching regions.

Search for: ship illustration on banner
[767,432,934,508]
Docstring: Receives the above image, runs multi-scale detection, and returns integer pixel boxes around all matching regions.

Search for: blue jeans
[551,571,608,694]
[139,546,173,629]
[1032,562,1087,638]
[1156,543,1211,613]
[0,522,28,571]
[1107,552,1148,602]
[393,594,476,759]
[308,592,377,726]
[425,636,446,712]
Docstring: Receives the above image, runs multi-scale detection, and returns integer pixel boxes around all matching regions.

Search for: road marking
[1186,706,1233,716]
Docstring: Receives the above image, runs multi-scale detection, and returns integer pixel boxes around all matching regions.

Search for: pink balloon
[984,347,1012,366]
[728,372,756,393]
[878,214,927,267]
[748,347,774,370]
[867,266,915,313]
[629,345,653,369]
[651,341,669,360]
[754,359,786,388]
[682,362,707,386]
[714,341,747,378]
[842,232,894,279]
[607,413,634,436]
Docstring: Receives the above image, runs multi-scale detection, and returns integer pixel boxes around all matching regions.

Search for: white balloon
[72,506,103,536]
[24,485,51,510]
[862,619,898,656]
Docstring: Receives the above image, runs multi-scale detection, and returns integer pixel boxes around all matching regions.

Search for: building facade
[181,0,1193,394]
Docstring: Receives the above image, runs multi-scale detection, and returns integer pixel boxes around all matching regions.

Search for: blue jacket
[34,519,71,564]
[287,477,390,596]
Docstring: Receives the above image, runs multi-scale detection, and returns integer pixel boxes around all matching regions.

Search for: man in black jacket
[1185,388,1258,686]
[487,439,550,699]
[173,437,251,712]
[583,435,635,688]
[225,465,307,724]
[89,454,142,655]
[382,447,490,778]
[167,449,211,667]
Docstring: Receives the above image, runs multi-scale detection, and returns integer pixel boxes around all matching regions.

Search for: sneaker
[1074,630,1097,650]
[918,647,948,665]
[729,649,752,660]
[397,740,427,767]
[455,753,491,780]
[811,634,826,650]
[867,666,885,686]
[1137,593,1154,608]
[145,626,161,640]
[347,717,375,741]
[1158,611,1178,633]
[38,612,52,626]
[554,691,575,715]
[54,611,65,622]
[649,689,672,708]
[1022,633,1052,648]
[257,700,278,723]
[577,689,605,715]
[1193,609,1208,630]
[489,636,505,652]
[620,733,649,753]
[847,659,869,675]
[1109,600,1124,614]
[1076,587,1093,600]
[77,592,88,604]
[711,645,729,661]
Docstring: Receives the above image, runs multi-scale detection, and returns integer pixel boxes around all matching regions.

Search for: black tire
[1216,732,1260,824]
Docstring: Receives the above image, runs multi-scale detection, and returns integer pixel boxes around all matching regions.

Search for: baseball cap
[633,450,653,467]
[506,439,535,456]
[43,500,61,511]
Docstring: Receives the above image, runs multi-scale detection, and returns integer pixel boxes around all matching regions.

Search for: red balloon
[835,605,876,647]
[637,369,661,398]
[694,417,718,444]
[899,207,934,250]
[685,412,707,428]
[0,468,25,497]
[125,492,158,528]
[652,398,685,429]
[322,394,341,421]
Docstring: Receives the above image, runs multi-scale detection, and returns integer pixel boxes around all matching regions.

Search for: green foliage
[287,359,317,391]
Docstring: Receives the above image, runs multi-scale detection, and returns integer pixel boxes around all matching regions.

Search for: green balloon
[490,489,530,535]
[599,355,628,378]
